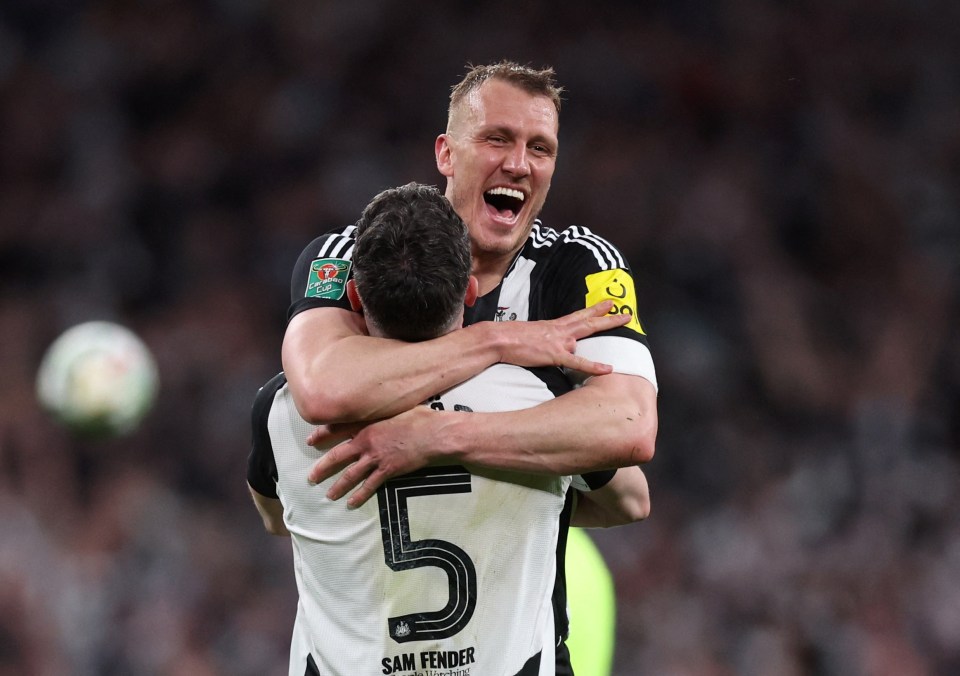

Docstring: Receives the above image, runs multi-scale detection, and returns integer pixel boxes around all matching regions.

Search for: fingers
[577,300,615,318]
[306,426,329,448]
[307,441,354,484]
[309,440,368,500]
[583,310,631,336]
[553,302,630,374]
[345,473,383,508]
[326,460,370,501]
[307,422,363,448]
[570,302,630,333]
[559,352,614,376]
[558,301,630,339]
[306,435,384,507]
[309,449,382,507]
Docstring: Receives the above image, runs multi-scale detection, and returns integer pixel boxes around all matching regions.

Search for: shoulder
[526,221,628,270]
[248,372,287,497]
[299,224,358,262]
[289,225,359,315]
[252,372,288,428]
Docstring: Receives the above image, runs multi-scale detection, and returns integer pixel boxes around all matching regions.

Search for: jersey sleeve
[542,227,658,391]
[287,226,358,323]
[247,372,287,498]
[570,469,616,492]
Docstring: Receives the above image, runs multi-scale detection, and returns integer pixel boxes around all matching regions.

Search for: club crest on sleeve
[584,269,645,335]
[305,258,351,300]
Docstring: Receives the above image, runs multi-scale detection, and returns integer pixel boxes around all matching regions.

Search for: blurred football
[36,321,159,438]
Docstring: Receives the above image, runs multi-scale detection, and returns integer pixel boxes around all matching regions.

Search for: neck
[471,261,510,296]
[471,250,519,296]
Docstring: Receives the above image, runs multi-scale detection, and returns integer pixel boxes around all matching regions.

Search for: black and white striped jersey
[249,365,571,676]
[288,220,657,391]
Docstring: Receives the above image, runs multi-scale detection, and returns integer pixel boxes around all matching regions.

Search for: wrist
[463,322,504,365]
[433,411,473,464]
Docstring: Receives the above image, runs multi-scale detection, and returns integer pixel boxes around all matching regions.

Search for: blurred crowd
[1,1,958,674]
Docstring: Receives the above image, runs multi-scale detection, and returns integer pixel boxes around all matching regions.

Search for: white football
[36,321,159,438]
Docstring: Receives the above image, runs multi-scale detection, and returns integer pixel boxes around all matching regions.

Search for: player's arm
[283,302,628,425]
[310,371,658,507]
[247,484,289,536]
[570,465,650,528]
[283,305,500,425]
[447,371,657,474]
[284,231,627,425]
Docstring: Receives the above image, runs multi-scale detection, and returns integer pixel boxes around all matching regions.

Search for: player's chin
[477,229,524,257]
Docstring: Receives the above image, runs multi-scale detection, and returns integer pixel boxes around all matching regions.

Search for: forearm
[571,466,651,528]
[439,374,658,475]
[283,309,501,424]
[283,302,627,425]
[248,485,290,536]
[569,493,612,528]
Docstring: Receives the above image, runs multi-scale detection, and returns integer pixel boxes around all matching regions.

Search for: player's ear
[464,275,479,307]
[436,134,454,177]
[346,279,363,312]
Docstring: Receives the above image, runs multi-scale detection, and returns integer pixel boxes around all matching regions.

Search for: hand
[307,406,445,508]
[305,421,363,449]
[494,300,630,374]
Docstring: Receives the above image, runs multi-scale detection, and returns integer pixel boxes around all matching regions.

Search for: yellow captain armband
[584,269,645,335]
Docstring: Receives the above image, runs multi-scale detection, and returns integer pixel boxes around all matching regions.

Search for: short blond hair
[448,61,563,127]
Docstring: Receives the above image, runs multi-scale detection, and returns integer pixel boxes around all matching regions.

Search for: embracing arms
[309,371,658,507]
[282,301,628,425]
[282,291,657,509]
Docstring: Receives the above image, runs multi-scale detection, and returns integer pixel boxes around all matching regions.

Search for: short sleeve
[541,227,658,389]
[287,226,358,323]
[247,372,287,498]
[570,469,616,492]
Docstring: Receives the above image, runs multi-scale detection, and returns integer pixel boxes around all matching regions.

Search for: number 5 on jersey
[377,466,478,643]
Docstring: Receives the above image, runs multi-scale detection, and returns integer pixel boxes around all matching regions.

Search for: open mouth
[483,187,526,219]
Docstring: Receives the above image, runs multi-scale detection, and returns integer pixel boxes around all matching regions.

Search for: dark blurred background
[1,1,958,674]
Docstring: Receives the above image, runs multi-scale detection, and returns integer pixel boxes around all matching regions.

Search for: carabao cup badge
[306,258,351,300]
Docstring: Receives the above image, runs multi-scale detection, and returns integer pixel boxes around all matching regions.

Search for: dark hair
[353,183,471,342]
[449,60,564,116]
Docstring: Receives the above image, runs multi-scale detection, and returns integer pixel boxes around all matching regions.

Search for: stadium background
[1,1,958,673]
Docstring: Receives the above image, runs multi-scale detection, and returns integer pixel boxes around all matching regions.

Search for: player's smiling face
[437,79,559,264]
